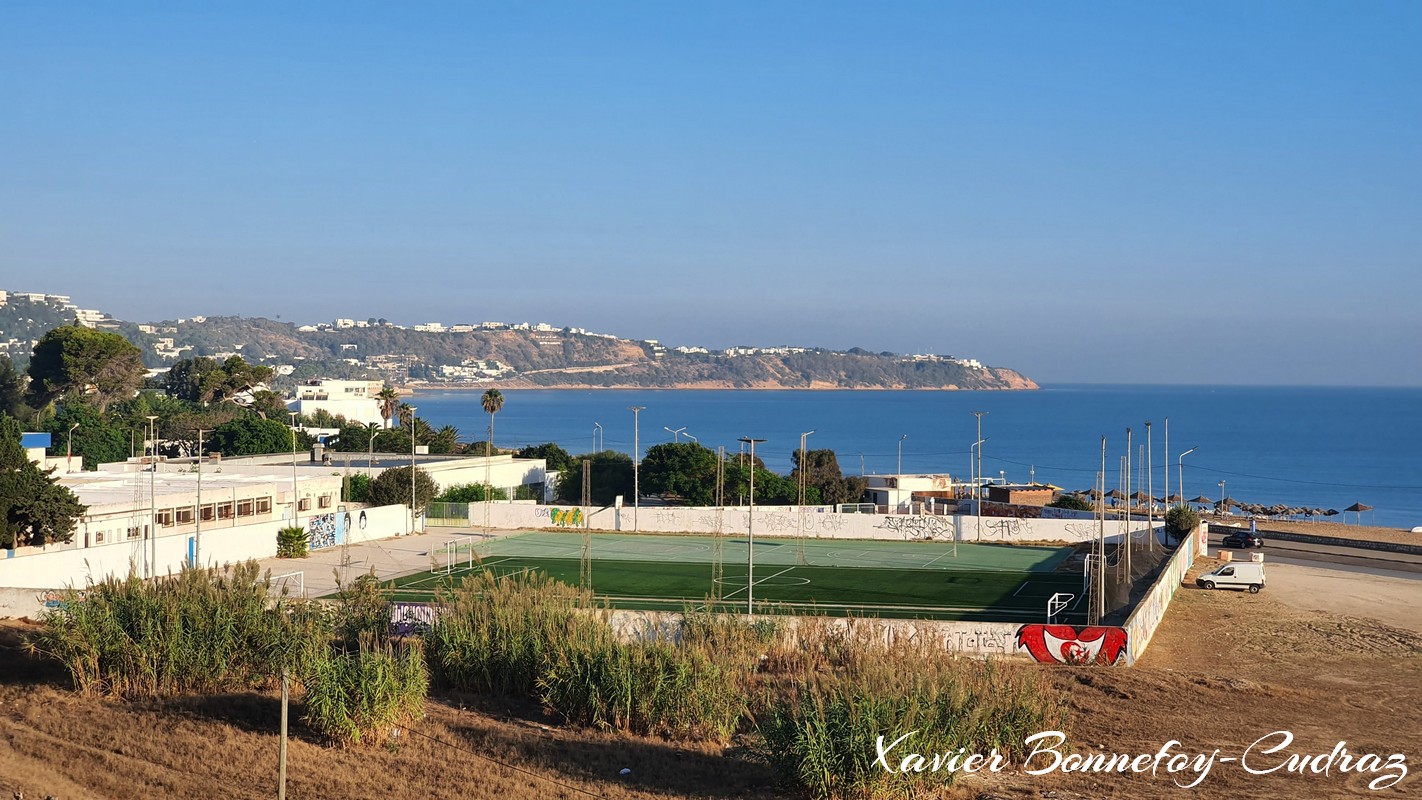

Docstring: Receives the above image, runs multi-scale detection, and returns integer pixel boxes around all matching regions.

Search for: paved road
[1208,531,1422,575]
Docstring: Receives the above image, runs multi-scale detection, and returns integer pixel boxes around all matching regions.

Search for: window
[217,502,234,520]
[298,498,312,511]
[176,507,195,525]
[318,495,333,509]
[156,510,175,527]
[255,497,272,514]
[126,526,142,540]
[94,530,105,544]
[237,499,254,517]
[200,504,216,522]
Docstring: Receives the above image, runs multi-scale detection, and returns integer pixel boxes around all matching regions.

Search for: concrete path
[256,526,516,598]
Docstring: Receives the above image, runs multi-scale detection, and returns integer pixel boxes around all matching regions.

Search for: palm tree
[376,386,399,429]
[481,388,504,508]
[396,402,414,431]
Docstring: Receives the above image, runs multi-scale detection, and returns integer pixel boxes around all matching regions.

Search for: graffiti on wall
[1016,624,1128,665]
[389,602,439,637]
[41,589,86,609]
[875,515,953,541]
[534,506,584,527]
[306,512,340,550]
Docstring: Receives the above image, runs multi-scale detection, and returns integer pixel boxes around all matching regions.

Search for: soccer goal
[270,571,305,599]
[436,536,481,576]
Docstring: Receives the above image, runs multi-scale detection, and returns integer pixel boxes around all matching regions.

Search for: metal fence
[425,502,472,527]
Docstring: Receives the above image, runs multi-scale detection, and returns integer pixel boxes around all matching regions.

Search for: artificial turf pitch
[379,531,1087,622]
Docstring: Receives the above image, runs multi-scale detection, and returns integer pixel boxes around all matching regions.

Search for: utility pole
[409,406,418,536]
[972,411,987,541]
[581,459,592,591]
[146,415,159,579]
[798,430,814,565]
[278,669,289,800]
[195,428,205,569]
[1145,421,1154,553]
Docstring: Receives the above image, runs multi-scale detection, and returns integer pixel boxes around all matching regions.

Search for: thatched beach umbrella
[1105,489,1125,500]
[1190,495,1212,508]
[1344,502,1373,524]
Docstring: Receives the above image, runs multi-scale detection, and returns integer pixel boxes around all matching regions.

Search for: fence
[425,502,472,527]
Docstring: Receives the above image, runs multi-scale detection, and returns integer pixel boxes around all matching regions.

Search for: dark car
[1221,531,1264,549]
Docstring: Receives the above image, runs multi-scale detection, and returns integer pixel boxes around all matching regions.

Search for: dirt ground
[2,557,1419,800]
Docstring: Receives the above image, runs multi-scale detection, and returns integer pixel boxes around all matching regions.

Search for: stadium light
[739,436,766,615]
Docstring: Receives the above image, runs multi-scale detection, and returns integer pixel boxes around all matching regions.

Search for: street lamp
[629,406,645,531]
[66,422,79,473]
[1177,447,1196,508]
[288,411,300,530]
[897,434,907,478]
[664,426,687,442]
[739,436,766,615]
[970,437,989,542]
[409,406,418,536]
[593,422,602,453]
[972,410,988,503]
[798,430,816,506]
[1217,480,1227,515]
[684,432,698,443]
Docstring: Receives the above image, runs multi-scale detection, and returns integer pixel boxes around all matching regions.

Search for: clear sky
[2,2,1418,385]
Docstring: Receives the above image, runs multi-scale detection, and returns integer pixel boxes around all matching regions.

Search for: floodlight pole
[410,406,418,535]
[799,430,815,554]
[739,436,765,615]
[288,411,300,531]
[629,406,645,531]
[972,411,987,539]
[146,415,159,579]
[1145,421,1154,552]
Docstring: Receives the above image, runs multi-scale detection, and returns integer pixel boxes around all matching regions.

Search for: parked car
[1196,562,1266,593]
[1221,531,1264,548]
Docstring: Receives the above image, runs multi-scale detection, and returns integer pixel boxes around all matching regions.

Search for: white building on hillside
[288,379,386,427]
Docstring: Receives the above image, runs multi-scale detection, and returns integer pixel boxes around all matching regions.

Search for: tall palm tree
[376,386,399,429]
[396,402,414,431]
[481,388,504,506]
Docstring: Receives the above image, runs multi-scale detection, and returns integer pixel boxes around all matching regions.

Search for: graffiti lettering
[307,512,339,550]
[388,602,439,637]
[947,627,1011,653]
[874,515,952,541]
[41,589,86,609]
[1015,624,1128,665]
[546,507,583,527]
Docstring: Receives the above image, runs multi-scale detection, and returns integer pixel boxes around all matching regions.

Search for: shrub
[332,570,390,646]
[367,465,439,508]
[1047,493,1093,512]
[303,636,428,747]
[25,562,327,698]
[434,483,508,503]
[1165,505,1200,540]
[277,526,309,558]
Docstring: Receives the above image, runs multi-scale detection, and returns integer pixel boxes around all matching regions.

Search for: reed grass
[303,634,428,747]
[26,562,326,698]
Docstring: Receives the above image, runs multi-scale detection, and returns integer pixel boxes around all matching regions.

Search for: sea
[407,385,1422,530]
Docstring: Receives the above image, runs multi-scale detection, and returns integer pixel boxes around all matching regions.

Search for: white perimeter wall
[476,503,1138,546]
[1123,523,1204,665]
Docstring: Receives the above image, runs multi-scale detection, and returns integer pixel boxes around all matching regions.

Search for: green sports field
[381,531,1087,622]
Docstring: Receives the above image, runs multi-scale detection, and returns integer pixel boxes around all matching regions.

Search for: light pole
[593,422,602,453]
[146,415,158,579]
[897,434,907,477]
[664,426,687,442]
[970,437,988,542]
[366,423,379,480]
[66,422,79,473]
[799,430,815,560]
[739,436,765,615]
[409,406,418,536]
[1177,447,1196,508]
[684,432,698,443]
[195,428,205,569]
[288,411,300,531]
[972,410,988,501]
[1145,421,1154,551]
[1218,480,1227,516]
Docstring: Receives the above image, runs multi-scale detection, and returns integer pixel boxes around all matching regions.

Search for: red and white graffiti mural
[1016,624,1128,665]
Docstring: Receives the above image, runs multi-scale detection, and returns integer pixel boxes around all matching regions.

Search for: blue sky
[2,2,1419,385]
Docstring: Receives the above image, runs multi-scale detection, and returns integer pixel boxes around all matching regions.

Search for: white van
[1195,562,1265,593]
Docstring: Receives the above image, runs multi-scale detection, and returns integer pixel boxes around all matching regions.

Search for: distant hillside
[0,292,1038,390]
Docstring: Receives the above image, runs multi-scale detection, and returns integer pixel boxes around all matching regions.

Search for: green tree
[434,483,508,502]
[790,448,860,506]
[724,459,801,506]
[481,388,504,503]
[245,389,289,420]
[428,425,460,455]
[0,355,27,418]
[516,442,576,473]
[209,416,312,457]
[376,386,399,427]
[42,401,129,470]
[366,465,438,509]
[25,325,146,413]
[0,413,88,547]
[640,442,719,505]
[554,451,633,506]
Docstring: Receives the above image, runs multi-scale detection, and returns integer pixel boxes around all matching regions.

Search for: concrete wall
[1122,523,1204,665]
[478,502,1132,545]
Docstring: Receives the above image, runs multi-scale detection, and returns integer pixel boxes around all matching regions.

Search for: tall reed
[303,634,428,746]
[26,562,327,698]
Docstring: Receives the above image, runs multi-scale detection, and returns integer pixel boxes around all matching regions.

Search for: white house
[287,379,385,427]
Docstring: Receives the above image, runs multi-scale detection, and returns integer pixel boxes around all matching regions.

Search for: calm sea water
[410,385,1422,529]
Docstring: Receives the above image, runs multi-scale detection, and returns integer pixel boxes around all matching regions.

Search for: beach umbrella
[1166,493,1183,504]
[1190,495,1212,506]
[1324,508,1339,517]
[1344,502,1373,524]
[1131,491,1149,501]
[1105,489,1125,500]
